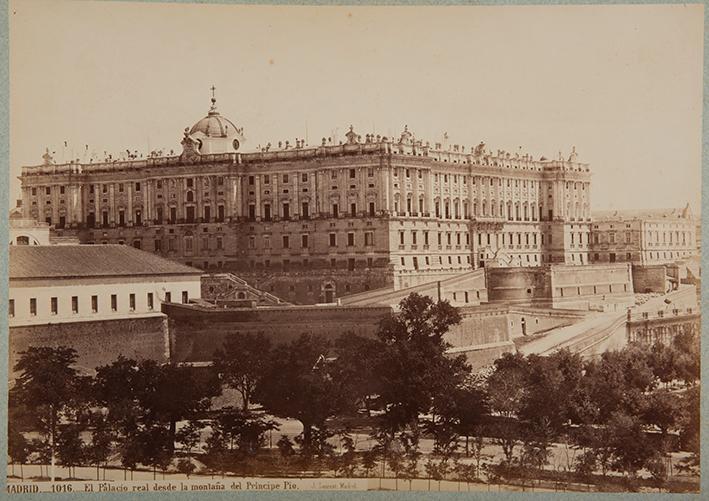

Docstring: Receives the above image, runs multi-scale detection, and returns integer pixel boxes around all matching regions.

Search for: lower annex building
[19,93,593,304]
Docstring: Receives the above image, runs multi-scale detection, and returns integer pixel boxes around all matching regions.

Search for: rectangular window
[282,235,290,249]
[349,168,356,179]
[248,204,256,221]
[301,173,308,183]
[329,233,337,247]
[365,231,374,246]
[91,295,98,313]
[369,202,375,217]
[165,292,171,303]
[30,298,37,316]
[348,258,355,271]
[263,174,270,185]
[347,232,355,246]
[129,293,136,312]
[147,293,154,311]
[9,299,14,318]
[50,297,58,315]
[216,236,223,250]
[182,291,189,304]
[111,294,118,312]
[301,202,309,219]
[135,182,141,192]
[248,176,255,185]
[283,174,289,184]
[71,296,78,314]
[332,204,339,218]
[282,203,290,220]
[302,234,309,248]
[264,204,271,221]
[350,203,357,217]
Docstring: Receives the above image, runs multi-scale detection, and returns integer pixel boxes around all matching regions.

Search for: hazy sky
[8,1,703,213]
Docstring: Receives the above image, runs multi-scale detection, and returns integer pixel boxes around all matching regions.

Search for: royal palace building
[19,95,592,304]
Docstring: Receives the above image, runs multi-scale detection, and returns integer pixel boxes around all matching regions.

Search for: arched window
[186,191,194,203]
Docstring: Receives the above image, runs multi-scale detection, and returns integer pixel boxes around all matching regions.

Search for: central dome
[183,94,246,155]
[190,98,242,139]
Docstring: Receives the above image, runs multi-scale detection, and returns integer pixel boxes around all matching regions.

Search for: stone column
[254,175,261,219]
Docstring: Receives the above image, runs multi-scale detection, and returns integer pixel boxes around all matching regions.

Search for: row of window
[8,291,189,318]
[247,231,376,250]
[400,255,472,269]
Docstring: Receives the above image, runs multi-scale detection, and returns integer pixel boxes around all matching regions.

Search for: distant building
[18,93,592,304]
[589,205,697,265]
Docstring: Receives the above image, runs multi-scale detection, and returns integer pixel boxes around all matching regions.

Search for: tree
[85,414,114,480]
[94,357,220,457]
[361,448,378,479]
[11,346,83,480]
[642,389,681,436]
[8,426,30,479]
[334,432,358,478]
[583,347,655,422]
[606,411,655,483]
[330,334,381,416]
[486,352,527,419]
[56,424,85,479]
[212,407,277,455]
[214,332,272,411]
[255,334,349,455]
[373,293,466,433]
[645,453,668,492]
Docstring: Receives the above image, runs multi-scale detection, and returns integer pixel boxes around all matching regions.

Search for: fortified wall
[486,263,634,309]
[9,316,168,374]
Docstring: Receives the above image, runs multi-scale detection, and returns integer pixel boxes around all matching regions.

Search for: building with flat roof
[589,205,697,266]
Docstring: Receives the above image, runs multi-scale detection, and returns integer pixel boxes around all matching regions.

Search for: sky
[8,1,704,213]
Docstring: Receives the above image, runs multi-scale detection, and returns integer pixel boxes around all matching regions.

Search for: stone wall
[235,268,394,305]
[340,269,487,307]
[632,264,671,293]
[485,267,552,303]
[166,300,517,365]
[166,303,392,363]
[447,305,511,347]
[507,306,588,339]
[486,264,634,310]
[9,316,168,375]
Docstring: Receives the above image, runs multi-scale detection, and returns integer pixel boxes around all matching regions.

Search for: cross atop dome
[209,85,218,114]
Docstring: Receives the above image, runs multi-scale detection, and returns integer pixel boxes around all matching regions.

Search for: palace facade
[19,96,592,304]
[589,207,697,265]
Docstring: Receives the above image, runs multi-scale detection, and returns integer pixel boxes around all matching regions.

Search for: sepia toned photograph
[5,0,703,495]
